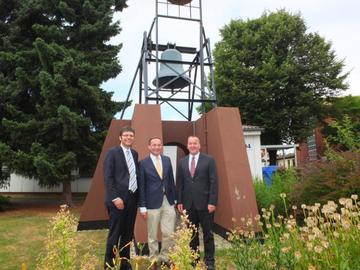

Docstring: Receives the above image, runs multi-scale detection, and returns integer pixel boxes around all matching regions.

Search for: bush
[292,151,360,207]
[325,114,360,152]
[254,168,297,216]
[0,195,11,211]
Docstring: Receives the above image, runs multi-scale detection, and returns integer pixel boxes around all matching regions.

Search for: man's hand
[113,198,124,209]
[208,204,216,213]
[140,212,148,220]
[177,203,184,213]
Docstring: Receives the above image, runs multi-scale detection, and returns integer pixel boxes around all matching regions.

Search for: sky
[103,0,360,120]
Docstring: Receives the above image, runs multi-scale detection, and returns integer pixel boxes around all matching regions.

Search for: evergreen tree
[0,0,128,204]
[213,10,348,164]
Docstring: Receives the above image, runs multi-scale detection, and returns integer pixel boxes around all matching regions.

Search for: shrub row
[255,151,360,215]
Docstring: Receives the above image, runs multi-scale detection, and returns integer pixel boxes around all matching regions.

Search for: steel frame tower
[120,0,217,121]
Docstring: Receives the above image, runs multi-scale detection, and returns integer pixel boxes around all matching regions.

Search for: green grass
[0,194,107,270]
[0,211,107,270]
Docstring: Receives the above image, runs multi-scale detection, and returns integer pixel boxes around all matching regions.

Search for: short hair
[187,135,200,142]
[148,136,162,145]
[119,126,135,136]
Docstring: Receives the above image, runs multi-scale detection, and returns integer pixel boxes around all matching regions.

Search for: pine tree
[0,0,128,204]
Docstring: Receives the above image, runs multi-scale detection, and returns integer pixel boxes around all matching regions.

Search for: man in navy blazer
[139,137,177,267]
[177,135,218,270]
[103,126,139,270]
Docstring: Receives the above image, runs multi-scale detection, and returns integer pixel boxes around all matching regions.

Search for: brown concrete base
[78,104,259,241]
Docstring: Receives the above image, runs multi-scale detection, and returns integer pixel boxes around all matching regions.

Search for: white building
[243,125,263,180]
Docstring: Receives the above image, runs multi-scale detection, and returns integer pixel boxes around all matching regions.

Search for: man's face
[148,138,163,156]
[187,136,201,155]
[119,131,135,148]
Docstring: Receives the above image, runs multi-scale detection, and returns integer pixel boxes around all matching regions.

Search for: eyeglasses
[121,134,134,138]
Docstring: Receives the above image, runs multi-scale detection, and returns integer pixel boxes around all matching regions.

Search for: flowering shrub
[227,194,360,269]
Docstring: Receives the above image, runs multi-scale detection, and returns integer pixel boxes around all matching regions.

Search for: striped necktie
[126,149,137,192]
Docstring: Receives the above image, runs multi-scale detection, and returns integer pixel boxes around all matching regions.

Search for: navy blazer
[103,146,140,206]
[177,153,218,210]
[139,155,177,210]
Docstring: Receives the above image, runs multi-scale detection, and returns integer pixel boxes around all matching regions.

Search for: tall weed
[254,168,297,216]
[36,205,99,270]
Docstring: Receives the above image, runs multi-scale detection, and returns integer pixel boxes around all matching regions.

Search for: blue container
[262,166,277,186]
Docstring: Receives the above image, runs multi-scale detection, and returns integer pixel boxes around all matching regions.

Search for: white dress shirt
[112,145,137,202]
[188,152,200,172]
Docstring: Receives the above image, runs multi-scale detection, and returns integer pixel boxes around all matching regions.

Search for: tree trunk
[268,149,278,165]
[62,180,73,207]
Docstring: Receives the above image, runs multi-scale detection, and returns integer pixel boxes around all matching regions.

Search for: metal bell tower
[120,0,217,121]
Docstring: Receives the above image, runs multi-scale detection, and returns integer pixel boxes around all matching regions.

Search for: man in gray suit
[139,137,177,268]
[177,135,218,270]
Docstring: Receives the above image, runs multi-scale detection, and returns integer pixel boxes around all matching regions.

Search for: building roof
[243,125,264,132]
[261,144,299,150]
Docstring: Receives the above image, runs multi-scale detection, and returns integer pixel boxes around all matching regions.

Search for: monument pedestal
[78,104,259,241]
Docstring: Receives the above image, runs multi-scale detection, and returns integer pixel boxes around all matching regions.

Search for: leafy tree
[325,115,360,153]
[323,95,360,122]
[213,10,349,164]
[322,95,360,152]
[0,0,128,205]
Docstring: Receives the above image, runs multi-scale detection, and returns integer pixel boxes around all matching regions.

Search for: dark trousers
[104,191,138,270]
[187,206,215,267]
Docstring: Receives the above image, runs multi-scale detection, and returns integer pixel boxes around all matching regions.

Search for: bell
[168,0,192,5]
[153,48,191,89]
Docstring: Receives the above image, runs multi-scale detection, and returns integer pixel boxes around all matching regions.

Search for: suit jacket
[103,146,140,206]
[177,153,218,210]
[139,155,177,210]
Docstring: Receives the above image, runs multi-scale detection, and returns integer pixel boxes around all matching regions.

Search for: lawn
[0,195,232,270]
[0,195,107,270]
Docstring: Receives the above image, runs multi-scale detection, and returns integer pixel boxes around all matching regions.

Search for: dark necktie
[190,156,196,177]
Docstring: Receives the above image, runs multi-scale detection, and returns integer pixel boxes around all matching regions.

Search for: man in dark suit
[103,126,139,270]
[139,137,177,268]
[177,135,218,270]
